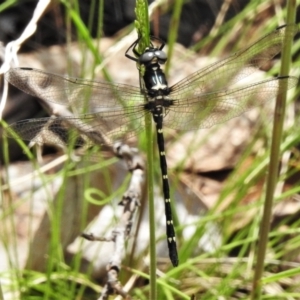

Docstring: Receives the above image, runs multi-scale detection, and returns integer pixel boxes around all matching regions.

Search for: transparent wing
[164,76,298,130]
[5,67,143,113]
[5,105,149,147]
[170,24,299,98]
[5,68,147,146]
[164,24,299,129]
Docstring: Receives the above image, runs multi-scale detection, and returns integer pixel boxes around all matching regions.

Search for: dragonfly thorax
[143,63,170,98]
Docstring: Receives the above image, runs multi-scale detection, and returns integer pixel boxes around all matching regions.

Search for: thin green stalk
[135,1,157,298]
[61,0,112,82]
[145,107,157,295]
[0,0,18,13]
[0,284,3,300]
[164,0,184,76]
[251,1,297,298]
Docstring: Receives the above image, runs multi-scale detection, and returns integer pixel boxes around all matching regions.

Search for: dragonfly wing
[5,105,148,148]
[5,68,143,113]
[170,24,299,98]
[5,67,149,146]
[164,76,298,130]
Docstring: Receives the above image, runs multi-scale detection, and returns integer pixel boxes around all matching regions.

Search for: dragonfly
[4,24,299,267]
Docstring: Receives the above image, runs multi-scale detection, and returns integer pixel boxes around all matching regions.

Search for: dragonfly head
[139,48,167,66]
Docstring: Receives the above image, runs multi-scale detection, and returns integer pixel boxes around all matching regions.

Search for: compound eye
[139,52,154,64]
[155,50,167,62]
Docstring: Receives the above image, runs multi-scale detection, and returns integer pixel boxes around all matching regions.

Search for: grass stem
[250,1,297,298]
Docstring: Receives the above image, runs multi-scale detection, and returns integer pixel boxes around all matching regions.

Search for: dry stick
[89,143,144,300]
[209,0,232,36]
